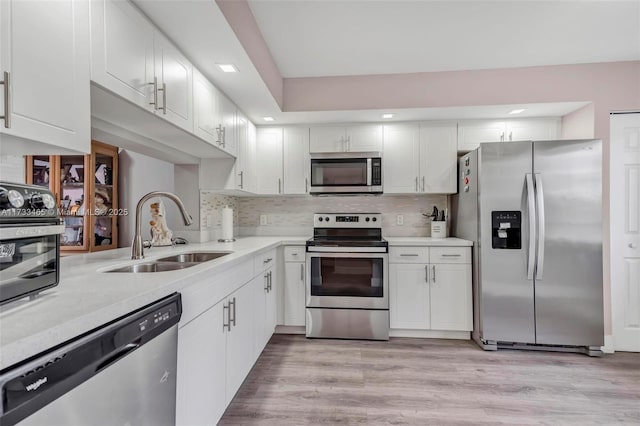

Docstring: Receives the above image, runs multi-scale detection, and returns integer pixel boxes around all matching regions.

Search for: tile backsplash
[200,193,448,238]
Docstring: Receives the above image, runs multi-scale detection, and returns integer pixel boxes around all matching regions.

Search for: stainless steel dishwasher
[0,293,182,426]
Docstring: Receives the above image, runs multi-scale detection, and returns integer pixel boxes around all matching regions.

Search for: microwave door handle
[367,158,372,186]
[525,174,536,280]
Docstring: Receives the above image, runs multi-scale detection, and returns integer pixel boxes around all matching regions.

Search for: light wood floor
[220,335,640,425]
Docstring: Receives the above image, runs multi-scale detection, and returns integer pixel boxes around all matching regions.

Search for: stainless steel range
[305,213,389,340]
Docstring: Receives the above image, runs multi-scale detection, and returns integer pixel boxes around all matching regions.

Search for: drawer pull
[440,254,462,257]
[263,257,273,264]
[399,254,419,257]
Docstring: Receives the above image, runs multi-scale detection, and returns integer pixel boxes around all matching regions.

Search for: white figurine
[149,201,173,246]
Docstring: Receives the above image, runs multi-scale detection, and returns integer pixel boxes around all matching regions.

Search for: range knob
[318,217,323,222]
[372,217,377,222]
[325,217,330,222]
[365,217,370,222]
[0,189,25,208]
[28,193,56,210]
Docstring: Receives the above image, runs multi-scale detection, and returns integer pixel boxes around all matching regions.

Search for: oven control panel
[0,182,59,219]
[314,213,381,228]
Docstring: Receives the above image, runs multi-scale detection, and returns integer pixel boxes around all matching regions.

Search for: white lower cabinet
[284,260,305,326]
[176,301,226,426]
[389,263,430,329]
[253,266,277,357]
[389,246,472,333]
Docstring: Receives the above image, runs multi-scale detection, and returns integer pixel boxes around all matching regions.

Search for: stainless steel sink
[105,262,197,273]
[156,252,231,263]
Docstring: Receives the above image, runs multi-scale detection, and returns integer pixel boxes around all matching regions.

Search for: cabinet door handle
[278,178,282,194]
[1,71,10,128]
[432,265,436,283]
[305,177,309,194]
[422,176,425,192]
[162,82,167,114]
[239,171,244,189]
[509,131,513,141]
[347,135,351,151]
[300,263,304,281]
[216,125,223,146]
[223,302,231,332]
[264,273,269,291]
[230,297,237,327]
[400,253,419,257]
[221,126,226,147]
[425,265,429,283]
[268,271,272,291]
[500,132,505,142]
[149,76,158,110]
[415,177,418,192]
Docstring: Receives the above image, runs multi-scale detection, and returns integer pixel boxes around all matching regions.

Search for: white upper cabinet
[91,0,193,133]
[505,118,560,142]
[348,125,383,152]
[383,122,457,194]
[420,123,458,193]
[0,0,90,153]
[383,124,421,193]
[91,0,155,112]
[154,32,193,132]
[458,118,560,151]
[283,127,310,194]
[193,68,219,145]
[309,124,382,153]
[219,94,237,156]
[256,127,284,194]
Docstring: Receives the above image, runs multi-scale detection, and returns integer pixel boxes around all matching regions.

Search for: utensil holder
[431,221,447,238]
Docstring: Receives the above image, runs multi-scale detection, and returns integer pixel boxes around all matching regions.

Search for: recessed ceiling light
[382,113,395,119]
[263,116,275,122]
[218,64,238,73]
[509,109,525,115]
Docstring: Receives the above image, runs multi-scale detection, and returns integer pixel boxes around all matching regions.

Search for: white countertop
[0,235,469,370]
[0,236,307,370]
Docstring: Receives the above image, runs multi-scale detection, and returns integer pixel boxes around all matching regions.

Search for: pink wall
[216,0,284,108]
[562,103,595,139]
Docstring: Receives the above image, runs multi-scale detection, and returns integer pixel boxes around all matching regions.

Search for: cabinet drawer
[254,248,277,273]
[389,247,429,263]
[284,246,305,262]
[429,247,470,264]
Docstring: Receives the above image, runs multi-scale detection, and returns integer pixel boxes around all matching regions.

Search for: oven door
[0,225,62,305]
[306,251,389,309]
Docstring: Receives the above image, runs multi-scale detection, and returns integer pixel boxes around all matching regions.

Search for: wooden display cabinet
[26,141,119,253]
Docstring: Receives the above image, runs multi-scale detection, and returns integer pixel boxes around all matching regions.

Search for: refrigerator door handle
[534,173,545,280]
[525,174,537,280]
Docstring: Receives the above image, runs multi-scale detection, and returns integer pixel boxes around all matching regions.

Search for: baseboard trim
[389,329,471,340]
[602,334,614,353]
[275,325,305,334]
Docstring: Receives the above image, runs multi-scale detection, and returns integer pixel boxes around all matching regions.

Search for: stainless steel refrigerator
[452,140,604,356]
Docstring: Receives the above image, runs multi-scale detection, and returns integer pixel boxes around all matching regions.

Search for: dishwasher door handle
[95,339,141,372]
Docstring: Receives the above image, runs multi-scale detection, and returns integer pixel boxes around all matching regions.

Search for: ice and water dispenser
[491,211,521,249]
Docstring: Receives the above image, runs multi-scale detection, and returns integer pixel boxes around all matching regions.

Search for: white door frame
[610,112,640,352]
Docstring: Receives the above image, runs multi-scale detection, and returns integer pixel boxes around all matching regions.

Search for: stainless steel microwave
[310,153,383,195]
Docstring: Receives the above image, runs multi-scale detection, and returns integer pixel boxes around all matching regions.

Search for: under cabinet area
[389,245,472,335]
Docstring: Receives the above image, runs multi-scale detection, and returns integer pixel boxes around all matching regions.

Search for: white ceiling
[248,0,640,78]
[134,0,638,125]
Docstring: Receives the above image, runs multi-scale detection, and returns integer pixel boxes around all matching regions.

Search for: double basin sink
[106,252,231,273]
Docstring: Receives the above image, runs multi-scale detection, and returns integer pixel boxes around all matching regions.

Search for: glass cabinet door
[59,155,89,251]
[90,141,118,251]
[26,156,58,192]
